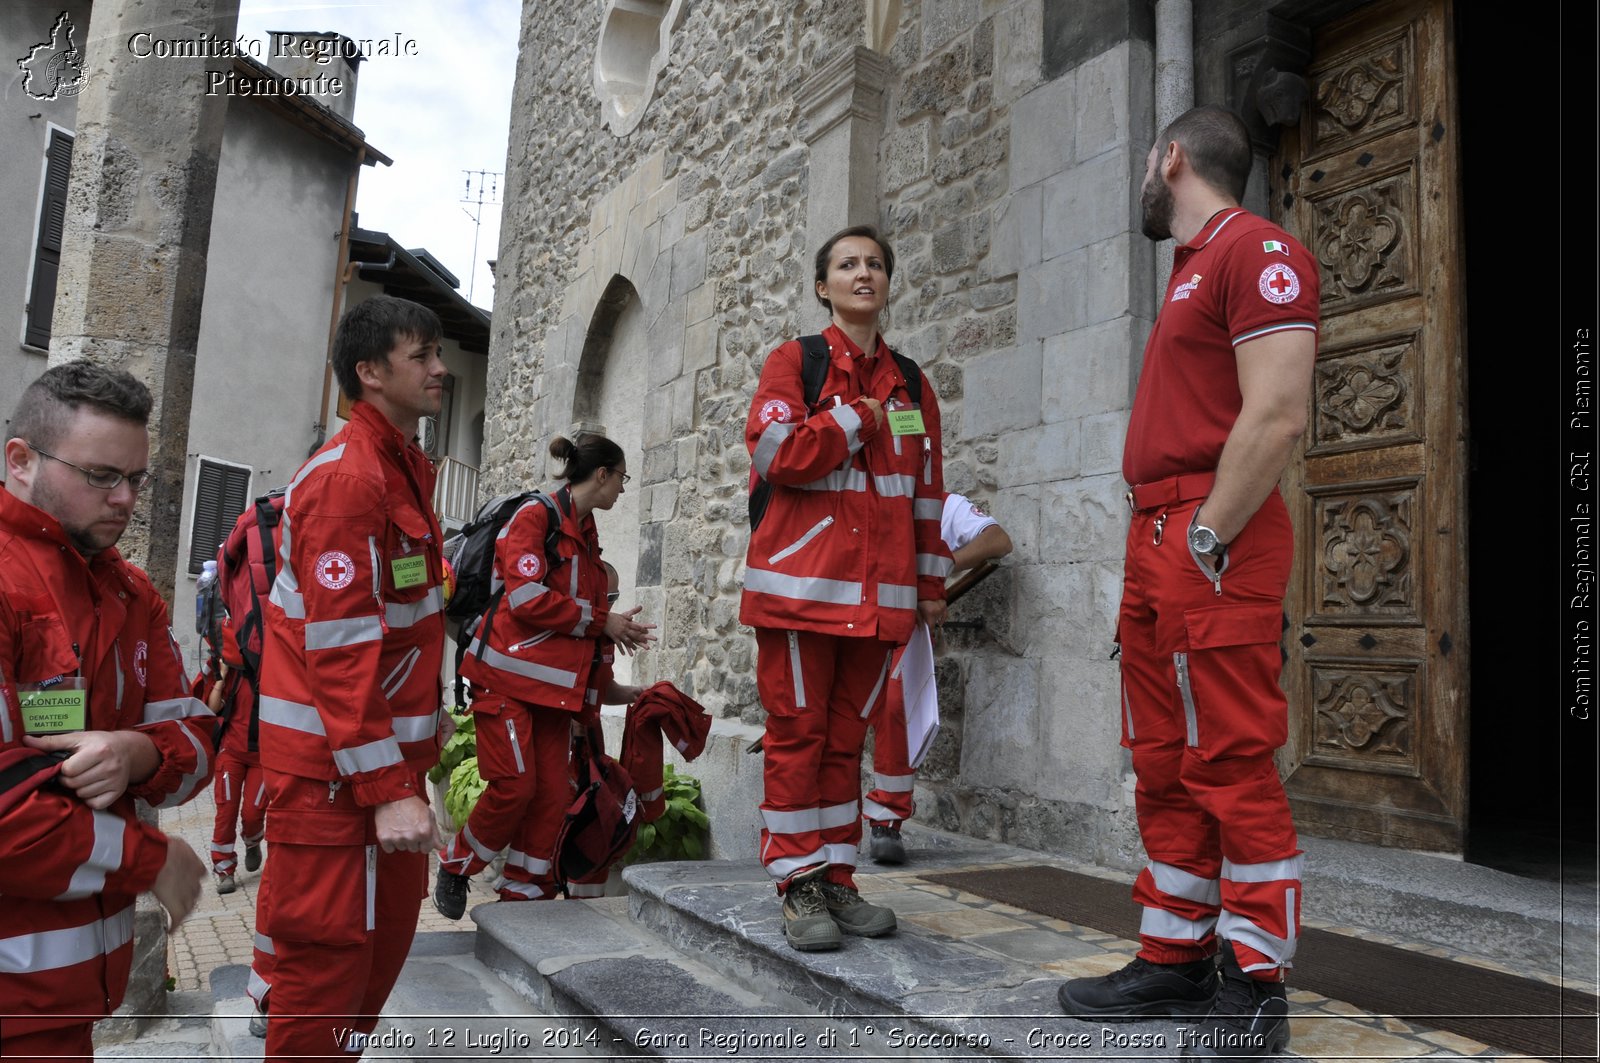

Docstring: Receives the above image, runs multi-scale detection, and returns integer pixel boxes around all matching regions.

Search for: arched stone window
[593,0,688,136]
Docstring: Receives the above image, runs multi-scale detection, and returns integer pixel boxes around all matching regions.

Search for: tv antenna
[461,169,502,304]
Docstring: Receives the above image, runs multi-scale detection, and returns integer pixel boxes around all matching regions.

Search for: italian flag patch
[1262,240,1289,255]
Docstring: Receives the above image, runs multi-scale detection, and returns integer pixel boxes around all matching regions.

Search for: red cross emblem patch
[759,398,793,425]
[1258,264,1301,305]
[133,641,148,685]
[516,553,544,580]
[315,550,356,590]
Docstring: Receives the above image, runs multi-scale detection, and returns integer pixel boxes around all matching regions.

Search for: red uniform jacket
[0,488,214,1034]
[460,485,610,713]
[256,401,445,807]
[741,325,950,643]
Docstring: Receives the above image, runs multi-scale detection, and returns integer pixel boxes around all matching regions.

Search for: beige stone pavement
[159,783,498,993]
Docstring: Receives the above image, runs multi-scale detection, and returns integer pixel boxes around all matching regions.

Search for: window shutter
[189,459,252,575]
[25,130,73,350]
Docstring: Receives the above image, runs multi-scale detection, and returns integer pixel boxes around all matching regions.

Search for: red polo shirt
[1122,208,1321,486]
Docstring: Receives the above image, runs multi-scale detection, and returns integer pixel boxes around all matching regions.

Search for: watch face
[1192,527,1218,553]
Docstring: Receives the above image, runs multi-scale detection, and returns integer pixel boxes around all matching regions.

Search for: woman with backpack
[433,433,656,918]
[740,225,953,951]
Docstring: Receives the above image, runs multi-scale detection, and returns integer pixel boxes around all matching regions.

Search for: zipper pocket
[381,646,422,700]
[769,516,834,564]
[368,536,390,633]
[506,718,526,775]
[509,630,554,653]
[1174,652,1198,747]
[788,630,806,709]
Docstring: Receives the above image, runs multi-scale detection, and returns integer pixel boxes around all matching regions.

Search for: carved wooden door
[1271,0,1468,852]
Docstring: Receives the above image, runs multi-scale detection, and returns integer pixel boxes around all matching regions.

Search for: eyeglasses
[606,591,621,604]
[609,468,631,485]
[28,443,153,491]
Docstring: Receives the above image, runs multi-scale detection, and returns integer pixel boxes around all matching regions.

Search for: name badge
[888,408,926,436]
[20,678,88,734]
[391,554,429,590]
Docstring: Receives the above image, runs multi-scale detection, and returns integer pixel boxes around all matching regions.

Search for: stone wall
[490,0,1158,869]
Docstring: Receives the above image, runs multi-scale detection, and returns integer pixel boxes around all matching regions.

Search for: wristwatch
[1188,520,1226,558]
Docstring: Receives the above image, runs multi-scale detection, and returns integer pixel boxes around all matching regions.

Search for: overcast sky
[235,1,521,310]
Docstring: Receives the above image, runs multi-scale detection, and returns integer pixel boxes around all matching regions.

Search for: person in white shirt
[861,492,1012,863]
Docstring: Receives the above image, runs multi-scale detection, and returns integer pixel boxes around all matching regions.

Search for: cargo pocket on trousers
[1176,603,1288,762]
[1113,620,1134,750]
[262,804,373,946]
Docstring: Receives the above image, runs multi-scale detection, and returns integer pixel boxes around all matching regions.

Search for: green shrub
[626,764,710,863]
[429,707,475,785]
[445,756,488,827]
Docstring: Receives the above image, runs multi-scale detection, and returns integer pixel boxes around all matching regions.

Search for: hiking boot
[869,824,906,865]
[1179,942,1289,1059]
[782,877,841,951]
[248,993,268,1039]
[433,867,469,920]
[1057,953,1218,1021]
[244,843,262,873]
[817,879,897,937]
[216,873,237,895]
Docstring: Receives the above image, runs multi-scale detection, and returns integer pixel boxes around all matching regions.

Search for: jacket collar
[0,484,123,568]
[824,322,885,363]
[349,399,416,451]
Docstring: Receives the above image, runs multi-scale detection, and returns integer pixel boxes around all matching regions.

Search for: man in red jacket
[254,295,447,1061]
[0,361,212,1060]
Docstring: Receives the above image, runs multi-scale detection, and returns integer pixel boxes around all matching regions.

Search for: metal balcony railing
[433,456,480,528]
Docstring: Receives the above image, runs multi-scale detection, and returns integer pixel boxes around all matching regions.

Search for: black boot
[433,866,469,920]
[1179,941,1289,1058]
[1058,953,1218,1021]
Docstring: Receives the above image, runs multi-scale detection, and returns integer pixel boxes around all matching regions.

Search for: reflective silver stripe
[1217,910,1295,966]
[674,737,691,754]
[0,905,135,974]
[876,583,918,610]
[248,969,272,1005]
[464,824,499,863]
[639,785,664,803]
[769,516,833,564]
[141,696,211,723]
[569,559,579,598]
[762,807,820,834]
[1174,652,1198,746]
[465,638,580,688]
[221,771,233,802]
[1149,861,1222,905]
[764,849,829,880]
[496,879,552,899]
[745,568,862,606]
[1139,905,1217,942]
[504,849,552,874]
[830,404,864,453]
[873,473,917,497]
[858,651,892,719]
[506,719,526,775]
[873,772,916,793]
[1221,855,1305,884]
[214,855,237,873]
[332,735,404,776]
[917,552,954,578]
[788,631,806,708]
[254,933,276,956]
[1123,684,1135,741]
[569,598,593,637]
[304,615,384,651]
[797,468,868,493]
[438,835,472,874]
[822,842,857,866]
[56,810,126,900]
[260,695,325,736]
[752,421,795,478]
[816,800,858,830]
[386,588,444,630]
[381,647,423,701]
[507,580,549,609]
[365,845,376,932]
[270,583,306,619]
[114,644,125,716]
[392,712,438,743]
[567,882,606,897]
[860,797,900,822]
[585,689,600,705]
[291,443,347,487]
[150,723,209,809]
[913,498,943,521]
[0,666,10,743]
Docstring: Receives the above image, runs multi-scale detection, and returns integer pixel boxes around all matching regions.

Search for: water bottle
[195,559,218,637]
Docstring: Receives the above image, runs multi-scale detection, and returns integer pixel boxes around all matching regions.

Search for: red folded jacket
[620,681,711,822]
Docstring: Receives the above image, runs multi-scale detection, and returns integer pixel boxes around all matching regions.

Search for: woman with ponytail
[432,433,655,917]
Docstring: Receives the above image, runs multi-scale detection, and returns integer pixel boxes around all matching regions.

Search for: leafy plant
[445,756,489,827]
[625,764,710,863]
[429,707,475,785]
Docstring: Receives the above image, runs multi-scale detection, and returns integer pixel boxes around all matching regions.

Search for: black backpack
[748,334,923,531]
[445,489,567,704]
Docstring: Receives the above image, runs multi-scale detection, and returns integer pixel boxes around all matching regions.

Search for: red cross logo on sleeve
[1258,263,1301,304]
[315,550,356,590]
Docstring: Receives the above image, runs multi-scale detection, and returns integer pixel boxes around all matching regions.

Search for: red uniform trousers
[0,1022,94,1061]
[210,746,266,875]
[1119,486,1303,978]
[248,866,275,1008]
[757,629,896,892]
[862,648,916,826]
[259,770,427,1063]
[438,695,576,901]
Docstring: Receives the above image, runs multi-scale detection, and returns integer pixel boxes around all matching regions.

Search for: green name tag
[20,683,88,734]
[888,408,926,436]
[391,554,428,590]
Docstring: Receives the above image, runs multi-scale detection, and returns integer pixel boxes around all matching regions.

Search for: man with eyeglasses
[0,360,213,1060]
